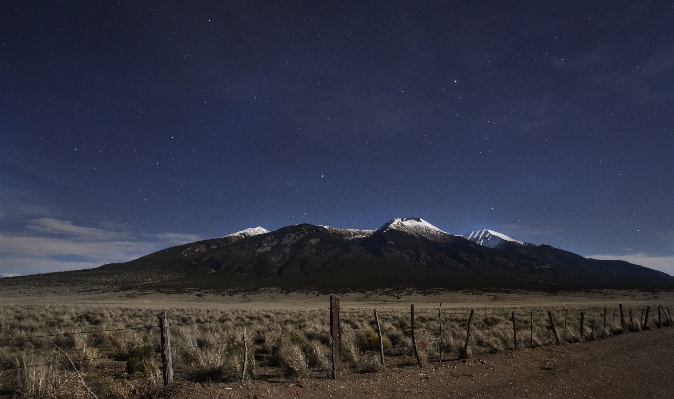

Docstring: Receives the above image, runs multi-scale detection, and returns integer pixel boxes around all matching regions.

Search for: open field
[2,283,673,309]
[0,287,672,398]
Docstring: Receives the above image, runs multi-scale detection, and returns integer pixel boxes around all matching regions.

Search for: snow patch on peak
[320,226,374,239]
[225,226,270,239]
[378,217,452,241]
[463,229,529,249]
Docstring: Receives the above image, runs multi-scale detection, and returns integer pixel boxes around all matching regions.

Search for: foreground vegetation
[1,299,670,398]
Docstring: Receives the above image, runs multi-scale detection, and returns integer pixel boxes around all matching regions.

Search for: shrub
[387,329,405,346]
[483,315,505,327]
[355,353,383,373]
[125,345,156,375]
[110,330,141,360]
[277,340,307,378]
[307,340,331,372]
[360,327,391,352]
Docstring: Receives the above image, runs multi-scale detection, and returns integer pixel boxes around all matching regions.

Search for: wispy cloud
[0,218,202,277]
[28,218,132,241]
[589,253,674,276]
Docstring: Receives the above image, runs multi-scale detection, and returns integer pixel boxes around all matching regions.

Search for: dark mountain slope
[3,221,672,293]
[499,243,668,278]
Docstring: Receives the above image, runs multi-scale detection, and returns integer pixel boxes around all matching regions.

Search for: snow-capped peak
[463,229,530,249]
[225,226,270,239]
[377,217,452,241]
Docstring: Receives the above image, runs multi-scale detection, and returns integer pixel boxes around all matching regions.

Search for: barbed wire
[0,325,159,344]
[2,304,667,345]
[0,350,121,372]
[0,306,669,376]
[0,317,297,344]
[1,305,669,339]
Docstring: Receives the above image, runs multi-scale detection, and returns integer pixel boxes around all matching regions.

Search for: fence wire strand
[0,325,159,344]
[1,302,671,386]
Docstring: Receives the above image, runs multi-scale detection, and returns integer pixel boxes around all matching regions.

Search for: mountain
[463,229,668,280]
[464,229,533,249]
[2,218,671,293]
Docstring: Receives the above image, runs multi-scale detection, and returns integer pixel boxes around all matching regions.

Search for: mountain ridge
[1,217,671,293]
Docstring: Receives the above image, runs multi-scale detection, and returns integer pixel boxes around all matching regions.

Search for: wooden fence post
[663,307,668,326]
[374,309,385,367]
[629,309,634,331]
[330,295,342,379]
[158,312,173,386]
[603,307,607,331]
[643,306,650,330]
[530,310,534,347]
[462,309,475,359]
[662,307,669,327]
[619,304,625,330]
[580,312,584,339]
[640,308,645,329]
[241,328,248,382]
[548,311,560,344]
[667,308,673,327]
[512,311,517,350]
[658,305,662,328]
[411,304,422,368]
[438,303,443,363]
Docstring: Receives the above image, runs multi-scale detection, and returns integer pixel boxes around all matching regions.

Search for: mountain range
[3,217,672,293]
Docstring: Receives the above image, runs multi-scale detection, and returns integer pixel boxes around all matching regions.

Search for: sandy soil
[159,327,674,399]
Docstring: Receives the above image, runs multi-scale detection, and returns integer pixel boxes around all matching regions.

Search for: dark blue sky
[2,1,673,276]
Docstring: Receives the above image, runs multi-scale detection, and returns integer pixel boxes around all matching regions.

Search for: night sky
[2,1,673,277]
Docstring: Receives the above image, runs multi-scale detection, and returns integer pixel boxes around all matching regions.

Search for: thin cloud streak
[28,218,133,241]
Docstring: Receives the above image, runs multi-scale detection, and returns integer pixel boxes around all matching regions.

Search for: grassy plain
[2,282,671,309]
[0,284,672,398]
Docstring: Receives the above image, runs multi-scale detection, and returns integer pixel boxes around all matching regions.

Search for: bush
[277,340,307,378]
[360,327,391,351]
[355,353,383,373]
[126,345,156,375]
[387,329,405,346]
[307,340,331,371]
[483,315,505,327]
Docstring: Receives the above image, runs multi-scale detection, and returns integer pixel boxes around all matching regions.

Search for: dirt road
[161,327,674,398]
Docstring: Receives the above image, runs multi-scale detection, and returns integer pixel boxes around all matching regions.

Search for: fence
[0,300,672,397]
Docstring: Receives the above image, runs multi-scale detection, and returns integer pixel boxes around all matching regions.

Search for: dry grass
[0,296,671,397]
